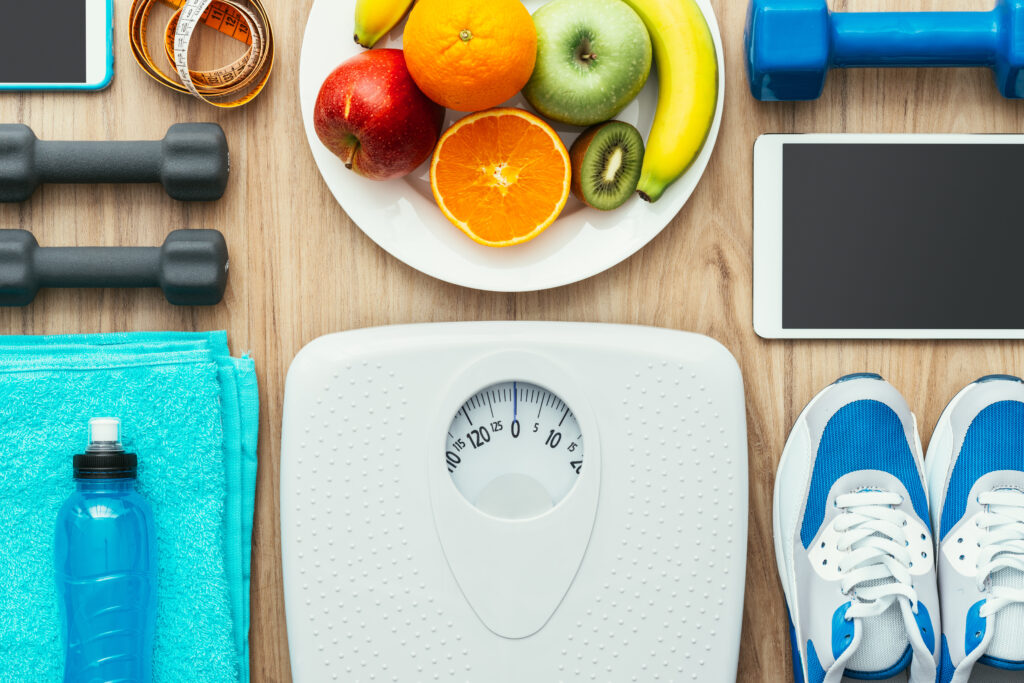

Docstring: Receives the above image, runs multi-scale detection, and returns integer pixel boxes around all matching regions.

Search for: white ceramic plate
[299,0,725,292]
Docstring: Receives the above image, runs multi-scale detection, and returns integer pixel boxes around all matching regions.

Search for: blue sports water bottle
[54,418,157,682]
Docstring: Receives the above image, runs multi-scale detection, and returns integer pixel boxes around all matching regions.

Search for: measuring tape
[129,0,274,108]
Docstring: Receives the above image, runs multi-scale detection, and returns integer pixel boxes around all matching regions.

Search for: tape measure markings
[129,0,273,108]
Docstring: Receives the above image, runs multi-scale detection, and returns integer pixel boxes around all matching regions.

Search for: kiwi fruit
[569,121,645,211]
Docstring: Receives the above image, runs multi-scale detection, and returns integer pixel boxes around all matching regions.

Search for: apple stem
[340,135,360,170]
[575,37,597,65]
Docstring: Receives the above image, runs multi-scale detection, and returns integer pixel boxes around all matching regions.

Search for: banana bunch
[621,0,718,203]
[353,0,415,49]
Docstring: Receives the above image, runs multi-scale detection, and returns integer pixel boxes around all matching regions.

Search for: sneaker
[927,375,1024,681]
[775,374,940,682]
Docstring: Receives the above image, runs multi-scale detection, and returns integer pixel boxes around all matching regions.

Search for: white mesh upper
[988,567,1024,662]
[846,598,910,673]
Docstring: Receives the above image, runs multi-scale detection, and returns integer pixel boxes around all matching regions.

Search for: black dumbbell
[0,229,229,306]
[0,123,230,202]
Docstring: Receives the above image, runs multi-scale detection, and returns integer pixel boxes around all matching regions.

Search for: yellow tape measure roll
[129,0,274,108]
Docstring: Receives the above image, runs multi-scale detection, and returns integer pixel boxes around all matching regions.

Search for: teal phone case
[0,0,114,92]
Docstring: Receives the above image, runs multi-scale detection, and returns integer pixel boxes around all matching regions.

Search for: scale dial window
[446,381,583,520]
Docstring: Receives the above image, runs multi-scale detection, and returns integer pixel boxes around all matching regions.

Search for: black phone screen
[0,0,88,83]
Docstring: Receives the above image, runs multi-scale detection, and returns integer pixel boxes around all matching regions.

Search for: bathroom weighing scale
[281,322,748,681]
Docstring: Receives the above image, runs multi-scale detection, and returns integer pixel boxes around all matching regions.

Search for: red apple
[314,49,446,181]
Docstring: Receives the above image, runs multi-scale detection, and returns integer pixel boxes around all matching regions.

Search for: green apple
[523,0,652,127]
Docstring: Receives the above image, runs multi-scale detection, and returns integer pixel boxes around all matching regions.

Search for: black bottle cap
[73,417,137,480]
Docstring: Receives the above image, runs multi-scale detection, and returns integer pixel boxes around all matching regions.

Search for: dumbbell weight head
[160,124,230,202]
[0,125,40,203]
[159,229,230,305]
[0,230,40,305]
[745,0,830,101]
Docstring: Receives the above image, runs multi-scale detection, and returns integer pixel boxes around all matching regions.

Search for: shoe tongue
[845,588,911,676]
[987,567,1024,664]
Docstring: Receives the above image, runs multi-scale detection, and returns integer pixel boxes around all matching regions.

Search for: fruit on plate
[620,0,717,202]
[430,108,570,247]
[523,0,652,127]
[353,0,415,48]
[403,0,537,112]
[314,49,445,181]
[569,121,644,211]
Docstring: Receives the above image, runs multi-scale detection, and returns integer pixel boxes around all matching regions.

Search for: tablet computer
[753,134,1024,339]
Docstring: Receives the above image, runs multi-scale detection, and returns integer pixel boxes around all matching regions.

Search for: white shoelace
[833,490,919,619]
[819,490,935,683]
[977,489,1024,619]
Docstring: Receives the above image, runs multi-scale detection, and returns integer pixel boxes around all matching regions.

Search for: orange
[403,0,537,112]
[430,108,571,248]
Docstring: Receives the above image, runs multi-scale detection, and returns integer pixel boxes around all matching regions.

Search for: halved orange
[430,108,571,248]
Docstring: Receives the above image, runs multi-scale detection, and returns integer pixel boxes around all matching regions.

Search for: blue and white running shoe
[927,375,1024,682]
[775,374,940,682]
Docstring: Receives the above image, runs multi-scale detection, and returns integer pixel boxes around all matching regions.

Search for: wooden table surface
[4,0,1024,680]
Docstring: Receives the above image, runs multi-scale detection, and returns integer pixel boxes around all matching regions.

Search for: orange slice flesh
[430,108,571,248]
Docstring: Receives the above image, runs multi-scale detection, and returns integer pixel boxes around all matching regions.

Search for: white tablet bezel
[82,0,112,88]
[753,133,1024,340]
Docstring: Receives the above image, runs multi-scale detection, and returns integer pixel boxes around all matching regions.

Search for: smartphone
[0,0,113,91]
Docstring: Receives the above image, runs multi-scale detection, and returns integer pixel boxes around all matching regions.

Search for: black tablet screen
[0,1,87,83]
[783,143,1024,330]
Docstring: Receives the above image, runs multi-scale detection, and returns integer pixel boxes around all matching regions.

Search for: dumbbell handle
[33,247,162,288]
[830,11,999,67]
[33,141,166,185]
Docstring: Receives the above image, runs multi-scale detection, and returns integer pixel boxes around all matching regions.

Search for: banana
[620,0,718,203]
[353,0,415,49]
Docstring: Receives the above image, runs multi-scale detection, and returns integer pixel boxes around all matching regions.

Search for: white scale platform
[281,322,748,681]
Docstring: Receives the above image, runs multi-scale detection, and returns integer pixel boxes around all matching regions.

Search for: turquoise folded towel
[0,331,258,683]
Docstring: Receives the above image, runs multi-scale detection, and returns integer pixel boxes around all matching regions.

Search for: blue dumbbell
[745,0,1024,100]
